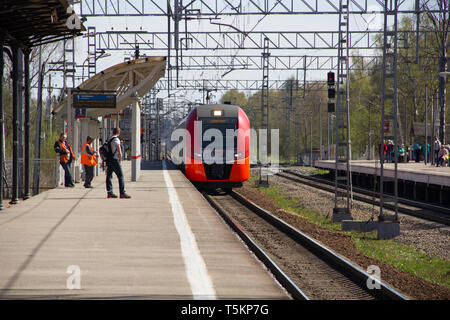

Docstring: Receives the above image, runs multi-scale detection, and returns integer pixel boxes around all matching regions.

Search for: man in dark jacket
[54,133,75,187]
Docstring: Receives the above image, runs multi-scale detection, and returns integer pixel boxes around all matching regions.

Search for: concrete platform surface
[315,160,450,186]
[0,161,289,300]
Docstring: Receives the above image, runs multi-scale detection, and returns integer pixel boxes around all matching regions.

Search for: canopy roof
[54,56,166,118]
[0,0,85,49]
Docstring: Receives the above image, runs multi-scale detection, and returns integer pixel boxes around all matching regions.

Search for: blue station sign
[73,93,116,109]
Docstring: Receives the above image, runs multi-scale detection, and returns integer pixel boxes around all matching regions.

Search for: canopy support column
[131,95,141,181]
[10,45,20,204]
[23,49,31,200]
[0,32,4,209]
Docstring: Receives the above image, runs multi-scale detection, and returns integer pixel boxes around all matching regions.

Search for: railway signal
[328,87,336,99]
[327,72,336,112]
[328,102,335,113]
[327,71,335,86]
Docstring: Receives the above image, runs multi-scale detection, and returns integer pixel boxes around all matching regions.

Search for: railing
[2,158,60,198]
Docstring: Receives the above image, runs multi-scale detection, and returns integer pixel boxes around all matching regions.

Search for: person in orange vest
[54,133,76,187]
[81,136,99,188]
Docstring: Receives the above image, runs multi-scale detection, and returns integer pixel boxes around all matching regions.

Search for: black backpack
[99,137,116,161]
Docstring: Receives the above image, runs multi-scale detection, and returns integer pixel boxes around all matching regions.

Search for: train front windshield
[200,118,238,163]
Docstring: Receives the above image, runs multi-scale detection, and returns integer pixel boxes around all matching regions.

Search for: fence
[2,158,60,198]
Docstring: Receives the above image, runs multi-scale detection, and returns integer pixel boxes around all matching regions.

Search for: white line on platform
[162,161,217,300]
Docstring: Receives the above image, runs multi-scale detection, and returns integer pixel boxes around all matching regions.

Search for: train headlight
[235,152,243,158]
[212,110,223,117]
[194,152,202,158]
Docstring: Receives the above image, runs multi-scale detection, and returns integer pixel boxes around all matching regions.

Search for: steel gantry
[79,0,439,16]
[91,30,439,51]
[333,0,352,222]
[379,0,400,227]
[77,0,442,98]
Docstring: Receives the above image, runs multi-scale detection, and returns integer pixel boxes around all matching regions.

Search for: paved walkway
[0,161,288,299]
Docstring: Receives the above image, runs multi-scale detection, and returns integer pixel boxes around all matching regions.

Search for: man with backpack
[102,128,131,199]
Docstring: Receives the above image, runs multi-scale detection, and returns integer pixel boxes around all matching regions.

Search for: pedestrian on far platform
[433,137,441,166]
[421,141,430,164]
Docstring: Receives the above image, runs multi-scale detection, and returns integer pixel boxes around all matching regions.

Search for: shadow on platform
[141,160,179,170]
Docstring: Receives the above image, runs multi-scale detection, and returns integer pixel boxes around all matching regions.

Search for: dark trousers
[106,159,125,195]
[414,150,420,162]
[60,161,74,186]
[84,165,94,187]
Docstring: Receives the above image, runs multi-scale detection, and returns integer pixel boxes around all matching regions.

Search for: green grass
[353,235,450,288]
[248,176,450,289]
[291,166,330,176]
[260,184,341,231]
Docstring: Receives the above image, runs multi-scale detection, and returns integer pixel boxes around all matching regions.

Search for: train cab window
[200,117,238,152]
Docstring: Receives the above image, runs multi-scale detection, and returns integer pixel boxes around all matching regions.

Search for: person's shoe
[84,185,94,188]
[67,184,75,188]
[120,193,131,199]
[107,193,118,198]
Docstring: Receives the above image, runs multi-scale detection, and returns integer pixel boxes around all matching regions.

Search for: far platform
[315,160,450,187]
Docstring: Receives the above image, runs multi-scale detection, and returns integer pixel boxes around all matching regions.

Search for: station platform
[315,160,450,205]
[315,160,450,186]
[0,161,289,299]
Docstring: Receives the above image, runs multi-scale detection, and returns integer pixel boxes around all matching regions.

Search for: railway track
[276,169,450,226]
[202,189,407,300]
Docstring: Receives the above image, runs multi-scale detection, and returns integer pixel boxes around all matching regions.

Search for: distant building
[411,122,450,143]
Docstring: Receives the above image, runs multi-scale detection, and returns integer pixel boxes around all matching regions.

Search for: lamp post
[81,51,111,82]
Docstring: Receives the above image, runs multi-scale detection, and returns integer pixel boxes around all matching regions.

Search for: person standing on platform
[106,128,131,199]
[398,144,406,162]
[54,133,75,188]
[433,137,441,166]
[437,145,448,167]
[379,140,387,164]
[421,141,430,164]
[412,141,420,162]
[81,136,98,188]
[387,140,394,163]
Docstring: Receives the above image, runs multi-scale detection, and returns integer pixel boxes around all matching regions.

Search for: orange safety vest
[81,142,98,167]
[59,140,75,163]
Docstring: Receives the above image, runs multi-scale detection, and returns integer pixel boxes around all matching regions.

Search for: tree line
[220,13,449,162]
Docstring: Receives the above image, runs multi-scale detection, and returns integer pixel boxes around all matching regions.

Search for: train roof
[195,104,240,118]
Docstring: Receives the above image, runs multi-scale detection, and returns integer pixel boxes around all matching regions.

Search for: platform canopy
[0,0,85,49]
[54,56,166,118]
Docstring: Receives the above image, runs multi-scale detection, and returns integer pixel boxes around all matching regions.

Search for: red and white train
[170,104,250,190]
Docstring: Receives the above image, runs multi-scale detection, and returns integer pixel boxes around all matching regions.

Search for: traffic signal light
[327,72,335,86]
[328,88,336,99]
[328,102,335,113]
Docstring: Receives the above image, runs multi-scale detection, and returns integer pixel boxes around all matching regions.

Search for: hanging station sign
[73,93,116,109]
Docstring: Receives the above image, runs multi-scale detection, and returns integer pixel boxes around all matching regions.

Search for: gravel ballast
[238,169,450,300]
